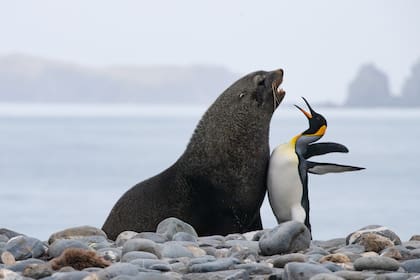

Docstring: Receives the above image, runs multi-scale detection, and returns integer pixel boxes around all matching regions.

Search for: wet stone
[321,262,344,272]
[366,272,413,280]
[22,263,53,279]
[410,235,420,242]
[1,251,16,265]
[380,247,403,260]
[0,229,22,240]
[312,238,347,251]
[48,226,107,244]
[400,259,420,273]
[121,238,161,258]
[234,263,273,275]
[283,262,332,280]
[172,232,197,242]
[334,270,376,280]
[0,268,23,280]
[346,225,401,246]
[49,271,90,280]
[310,273,345,280]
[188,255,217,265]
[225,234,246,241]
[6,258,46,272]
[188,257,240,273]
[129,259,170,270]
[161,243,194,258]
[121,251,158,262]
[96,263,140,279]
[259,221,311,256]
[272,253,308,268]
[156,217,198,241]
[48,240,89,258]
[225,240,260,254]
[115,231,138,247]
[353,256,400,271]
[183,269,249,280]
[4,236,46,261]
[134,232,168,244]
[97,247,122,262]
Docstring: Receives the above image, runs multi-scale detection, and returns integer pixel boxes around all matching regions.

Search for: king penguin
[267,97,364,233]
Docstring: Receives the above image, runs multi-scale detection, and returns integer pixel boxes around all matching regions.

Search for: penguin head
[294,97,327,144]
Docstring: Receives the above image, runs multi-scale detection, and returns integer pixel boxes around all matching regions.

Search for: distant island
[345,62,420,107]
[0,54,419,106]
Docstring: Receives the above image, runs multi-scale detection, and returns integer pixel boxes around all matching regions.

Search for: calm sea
[0,104,419,241]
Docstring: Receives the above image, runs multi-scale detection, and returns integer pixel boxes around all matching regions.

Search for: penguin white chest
[267,144,306,224]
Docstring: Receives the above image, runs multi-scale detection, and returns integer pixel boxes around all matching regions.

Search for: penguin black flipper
[306,161,365,175]
[304,142,349,159]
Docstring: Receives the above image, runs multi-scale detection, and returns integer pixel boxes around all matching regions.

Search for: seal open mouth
[271,78,286,110]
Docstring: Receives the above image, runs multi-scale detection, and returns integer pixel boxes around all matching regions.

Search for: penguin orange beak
[294,104,312,119]
[294,97,316,119]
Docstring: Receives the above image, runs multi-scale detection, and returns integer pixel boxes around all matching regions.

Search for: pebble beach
[1,218,420,280]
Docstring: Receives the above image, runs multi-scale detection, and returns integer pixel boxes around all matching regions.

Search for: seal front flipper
[306,161,365,175]
[304,142,349,159]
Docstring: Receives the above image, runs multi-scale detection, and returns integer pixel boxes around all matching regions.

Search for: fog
[1,0,419,103]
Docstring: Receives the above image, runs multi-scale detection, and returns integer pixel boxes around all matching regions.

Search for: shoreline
[1,219,420,279]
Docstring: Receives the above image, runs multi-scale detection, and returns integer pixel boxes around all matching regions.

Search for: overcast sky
[1,0,419,103]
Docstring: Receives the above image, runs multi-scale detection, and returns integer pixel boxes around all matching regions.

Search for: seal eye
[253,75,265,86]
[239,93,245,98]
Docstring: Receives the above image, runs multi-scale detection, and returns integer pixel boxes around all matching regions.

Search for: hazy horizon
[1,1,419,104]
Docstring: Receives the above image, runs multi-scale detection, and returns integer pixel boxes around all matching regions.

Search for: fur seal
[102,69,286,240]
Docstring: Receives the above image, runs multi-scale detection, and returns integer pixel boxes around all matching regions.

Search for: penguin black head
[294,97,327,140]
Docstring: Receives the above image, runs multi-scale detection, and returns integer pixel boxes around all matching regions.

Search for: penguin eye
[239,92,245,98]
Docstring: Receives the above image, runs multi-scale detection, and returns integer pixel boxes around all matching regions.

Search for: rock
[259,221,311,256]
[134,232,168,244]
[334,270,376,280]
[129,259,171,271]
[188,255,217,265]
[0,268,23,280]
[366,272,412,280]
[272,253,307,268]
[22,263,53,279]
[6,258,46,272]
[353,233,394,253]
[161,243,193,258]
[410,235,420,241]
[312,239,347,251]
[96,263,140,279]
[234,263,273,275]
[225,234,246,241]
[242,231,260,241]
[353,256,400,271]
[310,273,345,280]
[121,238,161,258]
[132,272,174,280]
[48,226,107,244]
[48,240,89,258]
[283,262,332,280]
[115,231,138,247]
[4,236,46,260]
[380,247,402,260]
[333,244,366,255]
[321,262,344,272]
[197,236,225,248]
[319,253,351,264]
[401,259,420,273]
[49,271,90,280]
[183,269,249,280]
[121,251,158,262]
[0,229,22,240]
[172,232,197,242]
[188,257,239,273]
[225,240,260,254]
[156,217,198,240]
[402,240,420,249]
[1,252,16,265]
[346,225,401,246]
[97,247,122,262]
[185,245,206,258]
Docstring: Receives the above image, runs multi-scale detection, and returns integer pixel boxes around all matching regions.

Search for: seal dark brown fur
[50,248,111,271]
[102,69,285,240]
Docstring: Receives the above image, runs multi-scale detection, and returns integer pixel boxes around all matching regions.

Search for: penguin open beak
[294,97,317,119]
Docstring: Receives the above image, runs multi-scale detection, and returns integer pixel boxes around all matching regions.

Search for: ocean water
[0,103,419,241]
